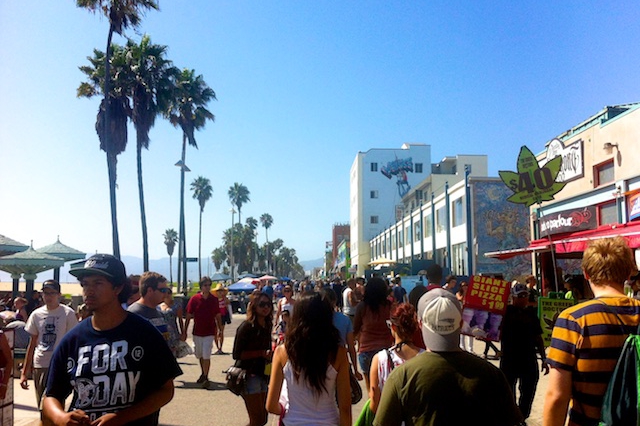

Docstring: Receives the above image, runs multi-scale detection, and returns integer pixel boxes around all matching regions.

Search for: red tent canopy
[485,221,640,260]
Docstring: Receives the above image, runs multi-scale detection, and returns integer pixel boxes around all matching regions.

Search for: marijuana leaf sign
[499,146,566,207]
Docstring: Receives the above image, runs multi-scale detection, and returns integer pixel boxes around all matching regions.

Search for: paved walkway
[13,316,548,426]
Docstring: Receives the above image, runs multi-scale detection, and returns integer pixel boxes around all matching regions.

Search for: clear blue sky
[1,1,640,266]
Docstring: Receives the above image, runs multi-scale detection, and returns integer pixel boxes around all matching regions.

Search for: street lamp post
[175,158,191,294]
[230,207,236,282]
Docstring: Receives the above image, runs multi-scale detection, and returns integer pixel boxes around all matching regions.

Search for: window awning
[485,221,640,260]
[484,239,550,260]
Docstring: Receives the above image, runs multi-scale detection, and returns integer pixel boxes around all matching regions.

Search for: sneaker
[202,379,210,389]
[196,374,206,384]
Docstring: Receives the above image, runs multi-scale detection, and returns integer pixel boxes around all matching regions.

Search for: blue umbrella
[211,272,231,282]
[238,273,258,279]
[279,276,291,281]
[228,282,257,293]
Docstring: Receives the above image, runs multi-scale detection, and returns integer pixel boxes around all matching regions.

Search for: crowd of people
[6,235,640,425]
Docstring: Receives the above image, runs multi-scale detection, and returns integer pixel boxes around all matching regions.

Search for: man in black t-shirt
[392,276,408,304]
[500,283,548,422]
[409,264,443,308]
[43,254,182,426]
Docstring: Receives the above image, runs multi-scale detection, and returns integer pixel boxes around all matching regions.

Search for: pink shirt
[354,303,393,353]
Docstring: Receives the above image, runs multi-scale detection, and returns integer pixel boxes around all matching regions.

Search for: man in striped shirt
[543,236,640,426]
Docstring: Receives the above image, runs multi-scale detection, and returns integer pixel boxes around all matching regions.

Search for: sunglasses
[386,319,395,329]
[258,301,271,308]
[158,288,171,294]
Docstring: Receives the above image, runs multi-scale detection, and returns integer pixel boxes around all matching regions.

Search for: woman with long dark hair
[266,293,352,426]
[233,292,273,426]
[353,277,393,391]
[368,303,424,413]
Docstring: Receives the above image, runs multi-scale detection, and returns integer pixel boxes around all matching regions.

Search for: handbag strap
[384,349,395,374]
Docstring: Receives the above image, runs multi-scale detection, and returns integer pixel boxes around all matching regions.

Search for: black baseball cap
[42,280,61,293]
[70,254,127,286]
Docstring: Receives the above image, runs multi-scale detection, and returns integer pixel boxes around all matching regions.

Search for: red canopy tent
[486,221,640,260]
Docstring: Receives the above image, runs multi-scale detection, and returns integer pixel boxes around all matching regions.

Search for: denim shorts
[358,350,380,376]
[244,374,268,395]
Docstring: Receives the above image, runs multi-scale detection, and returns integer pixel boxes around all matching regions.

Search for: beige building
[488,102,640,289]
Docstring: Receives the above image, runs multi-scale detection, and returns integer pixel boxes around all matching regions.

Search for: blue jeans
[358,350,380,376]
[244,374,268,395]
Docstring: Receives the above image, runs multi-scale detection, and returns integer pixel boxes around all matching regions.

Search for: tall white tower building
[350,143,431,276]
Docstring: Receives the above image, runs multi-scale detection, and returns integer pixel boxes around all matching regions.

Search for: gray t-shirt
[25,304,78,368]
[127,302,170,343]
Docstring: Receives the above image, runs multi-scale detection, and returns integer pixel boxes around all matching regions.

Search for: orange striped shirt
[547,296,640,426]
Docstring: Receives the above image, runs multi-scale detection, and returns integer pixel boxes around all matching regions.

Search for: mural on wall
[473,180,532,279]
[381,157,413,197]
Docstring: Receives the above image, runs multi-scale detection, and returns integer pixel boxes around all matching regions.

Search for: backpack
[599,312,640,426]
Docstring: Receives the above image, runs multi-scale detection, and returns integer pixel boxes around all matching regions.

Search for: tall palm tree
[228,183,250,224]
[191,176,213,280]
[165,68,215,292]
[228,183,250,273]
[211,247,227,272]
[163,228,178,284]
[127,35,177,271]
[78,44,131,259]
[77,0,158,258]
[245,217,258,272]
[260,213,273,272]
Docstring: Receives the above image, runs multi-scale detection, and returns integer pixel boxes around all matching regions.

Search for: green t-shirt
[373,351,522,426]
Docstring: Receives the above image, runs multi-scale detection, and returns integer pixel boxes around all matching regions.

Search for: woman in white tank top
[266,293,352,426]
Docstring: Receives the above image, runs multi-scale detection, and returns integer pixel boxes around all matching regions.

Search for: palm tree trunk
[169,254,173,284]
[198,208,203,281]
[266,229,269,274]
[137,142,149,271]
[237,209,242,274]
[104,26,120,258]
[107,152,120,258]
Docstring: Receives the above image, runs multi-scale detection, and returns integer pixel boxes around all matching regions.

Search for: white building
[350,144,431,276]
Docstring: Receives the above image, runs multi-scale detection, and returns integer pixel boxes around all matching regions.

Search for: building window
[436,207,447,232]
[370,215,379,224]
[452,243,467,275]
[371,162,378,172]
[424,215,432,237]
[414,222,421,241]
[398,228,404,245]
[415,163,423,173]
[594,160,614,187]
[452,198,465,227]
[599,201,617,225]
[370,190,378,199]
[416,189,423,202]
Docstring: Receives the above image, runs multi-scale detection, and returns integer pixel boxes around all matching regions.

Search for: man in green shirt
[374,288,523,426]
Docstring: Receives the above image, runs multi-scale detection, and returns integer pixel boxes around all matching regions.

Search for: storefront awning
[552,221,640,253]
[485,239,550,260]
[485,221,640,260]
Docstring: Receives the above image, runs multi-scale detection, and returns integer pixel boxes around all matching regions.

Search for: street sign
[186,257,198,262]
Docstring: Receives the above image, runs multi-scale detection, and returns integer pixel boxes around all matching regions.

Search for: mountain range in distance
[0,256,325,283]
